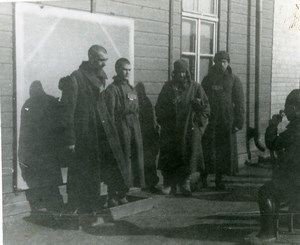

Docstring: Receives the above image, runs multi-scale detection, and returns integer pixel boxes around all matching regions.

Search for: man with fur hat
[201,51,244,190]
[253,89,300,241]
[156,59,210,196]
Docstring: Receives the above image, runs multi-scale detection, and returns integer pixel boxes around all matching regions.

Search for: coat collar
[287,117,300,129]
[79,61,107,89]
[209,65,233,76]
[113,75,133,89]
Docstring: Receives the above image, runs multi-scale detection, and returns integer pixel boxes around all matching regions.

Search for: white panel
[15,3,134,189]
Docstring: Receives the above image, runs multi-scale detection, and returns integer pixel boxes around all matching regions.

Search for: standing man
[103,58,145,206]
[58,45,108,214]
[156,59,210,196]
[201,51,244,190]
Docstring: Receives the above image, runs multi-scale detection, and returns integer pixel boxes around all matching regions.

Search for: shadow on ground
[82,220,254,244]
[191,186,259,202]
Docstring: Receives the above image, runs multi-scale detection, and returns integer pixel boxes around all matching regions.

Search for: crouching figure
[257,89,300,241]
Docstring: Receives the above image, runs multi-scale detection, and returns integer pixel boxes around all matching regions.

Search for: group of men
[58,46,147,213]
[18,43,300,241]
[156,51,244,196]
[58,46,245,213]
[19,45,245,216]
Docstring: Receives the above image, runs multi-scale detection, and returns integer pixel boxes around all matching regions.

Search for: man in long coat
[19,80,63,212]
[156,59,210,196]
[103,58,145,206]
[59,45,109,214]
[201,51,244,190]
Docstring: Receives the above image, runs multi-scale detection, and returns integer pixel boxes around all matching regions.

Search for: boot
[118,192,129,205]
[215,173,225,191]
[199,172,208,189]
[257,189,276,241]
[179,176,192,197]
[161,174,175,195]
[107,197,119,208]
[161,185,172,195]
[256,214,276,241]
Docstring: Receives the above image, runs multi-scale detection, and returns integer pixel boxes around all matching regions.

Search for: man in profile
[59,45,108,214]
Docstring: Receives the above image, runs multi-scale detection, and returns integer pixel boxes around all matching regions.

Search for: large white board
[15,3,134,189]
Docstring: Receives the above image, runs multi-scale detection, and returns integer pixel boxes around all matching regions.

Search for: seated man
[256,89,300,241]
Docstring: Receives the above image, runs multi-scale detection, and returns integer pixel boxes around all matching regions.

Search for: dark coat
[155,80,210,175]
[265,118,300,196]
[59,62,108,210]
[59,62,104,160]
[201,65,244,175]
[104,77,145,188]
[18,88,63,188]
[60,62,134,192]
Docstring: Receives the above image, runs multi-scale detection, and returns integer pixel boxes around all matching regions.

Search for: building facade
[1,0,298,214]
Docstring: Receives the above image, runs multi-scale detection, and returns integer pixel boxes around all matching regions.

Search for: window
[182,0,218,82]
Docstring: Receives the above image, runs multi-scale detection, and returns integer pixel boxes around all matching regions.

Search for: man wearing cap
[251,89,300,241]
[58,45,108,214]
[201,51,244,190]
[156,59,210,196]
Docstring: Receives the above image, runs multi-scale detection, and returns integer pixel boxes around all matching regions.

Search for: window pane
[200,0,215,14]
[199,57,213,82]
[182,19,196,53]
[182,0,198,12]
[182,55,196,81]
[183,0,215,14]
[200,22,214,54]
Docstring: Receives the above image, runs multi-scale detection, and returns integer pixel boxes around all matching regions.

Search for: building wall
[1,0,275,211]
[0,3,14,194]
[271,0,300,116]
[45,0,182,103]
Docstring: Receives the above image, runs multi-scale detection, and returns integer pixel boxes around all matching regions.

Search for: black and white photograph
[1,0,300,244]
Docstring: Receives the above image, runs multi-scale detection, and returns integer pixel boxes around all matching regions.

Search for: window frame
[182,0,218,83]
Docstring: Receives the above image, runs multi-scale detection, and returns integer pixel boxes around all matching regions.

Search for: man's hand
[270,113,283,126]
[232,126,239,133]
[191,98,203,111]
[66,145,75,153]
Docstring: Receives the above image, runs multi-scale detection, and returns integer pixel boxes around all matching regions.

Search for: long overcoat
[59,62,109,208]
[201,65,244,175]
[155,80,210,176]
[18,85,63,188]
[104,77,145,188]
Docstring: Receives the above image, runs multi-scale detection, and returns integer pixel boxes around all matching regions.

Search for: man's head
[115,58,131,80]
[284,89,300,121]
[88,45,108,71]
[214,51,230,72]
[173,59,189,84]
